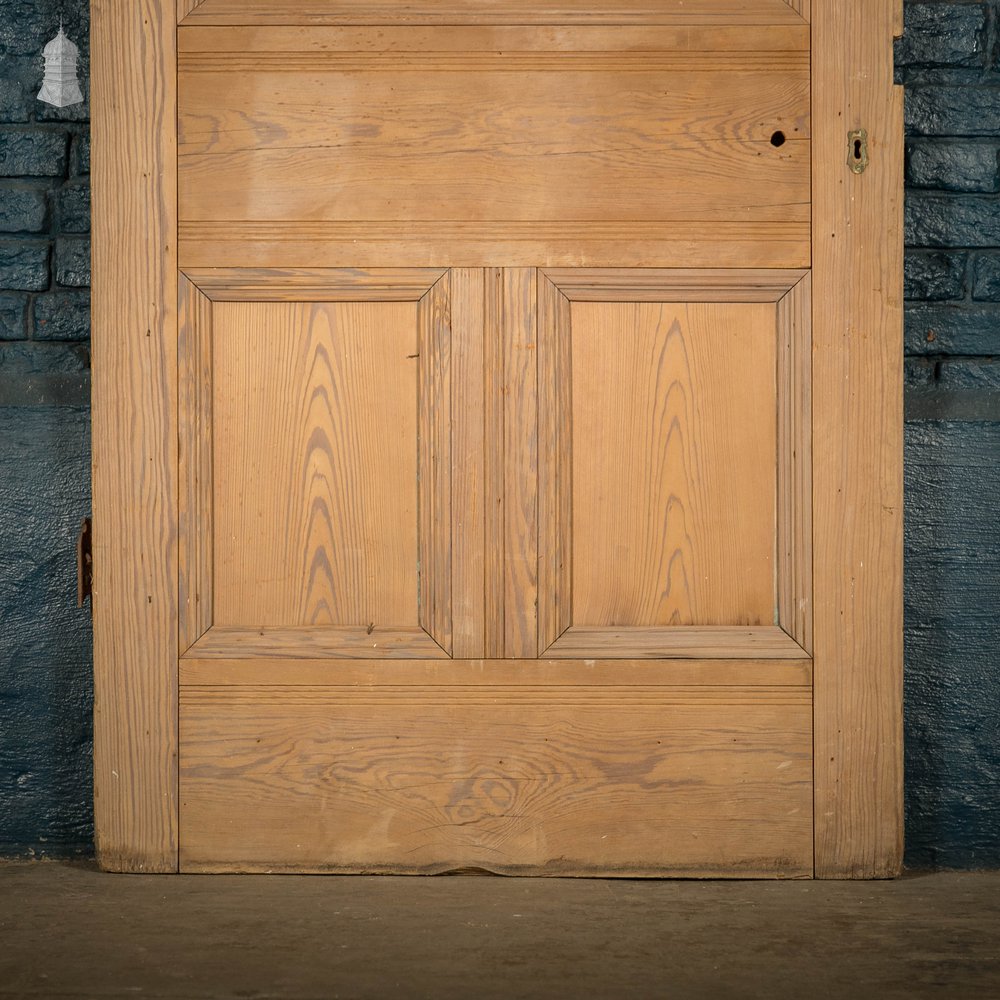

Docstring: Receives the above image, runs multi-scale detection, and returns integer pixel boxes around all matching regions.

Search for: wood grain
[569,301,777,628]
[178,275,213,653]
[179,52,810,74]
[784,0,809,21]
[776,274,812,652]
[91,0,179,873]
[183,268,446,302]
[178,29,809,232]
[547,626,807,660]
[450,269,486,659]
[100,0,906,880]
[180,144,807,226]
[177,0,207,22]
[186,626,449,659]
[179,684,812,876]
[179,267,465,658]
[179,25,809,53]
[212,299,420,629]
[812,0,904,877]
[543,268,807,302]
[537,275,573,652]
[179,221,811,271]
[502,269,538,659]
[179,1,807,27]
[418,275,453,654]
[483,269,505,659]
[179,657,814,687]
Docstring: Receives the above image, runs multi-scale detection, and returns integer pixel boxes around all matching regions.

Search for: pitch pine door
[92,0,904,876]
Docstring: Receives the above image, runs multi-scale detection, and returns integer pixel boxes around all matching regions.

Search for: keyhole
[770,130,786,147]
[854,138,863,160]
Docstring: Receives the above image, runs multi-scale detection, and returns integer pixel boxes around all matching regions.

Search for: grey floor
[2,863,998,1000]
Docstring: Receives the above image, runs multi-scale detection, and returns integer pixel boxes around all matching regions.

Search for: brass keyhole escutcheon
[848,128,869,174]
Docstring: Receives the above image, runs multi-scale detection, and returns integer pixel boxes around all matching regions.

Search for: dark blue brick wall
[0,404,92,853]
[897,1,1000,870]
[0,0,92,857]
[0,1,997,867]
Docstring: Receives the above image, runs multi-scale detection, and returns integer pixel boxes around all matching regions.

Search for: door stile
[92,0,180,872]
[812,0,904,877]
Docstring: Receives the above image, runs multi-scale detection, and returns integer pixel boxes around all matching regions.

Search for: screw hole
[770,130,786,147]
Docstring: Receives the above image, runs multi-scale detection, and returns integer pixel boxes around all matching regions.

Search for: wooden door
[92,0,904,877]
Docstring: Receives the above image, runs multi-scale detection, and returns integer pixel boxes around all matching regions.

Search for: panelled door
[92,0,904,877]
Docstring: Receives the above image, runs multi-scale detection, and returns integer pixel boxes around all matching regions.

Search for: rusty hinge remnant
[77,516,93,608]
[848,128,869,174]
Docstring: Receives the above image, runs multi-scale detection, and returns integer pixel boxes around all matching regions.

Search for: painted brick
[56,183,89,234]
[972,254,1000,301]
[0,3,48,57]
[0,185,47,233]
[70,133,89,176]
[905,358,1000,418]
[0,70,31,125]
[905,303,1000,355]
[905,251,967,301]
[906,193,1000,247]
[0,241,49,291]
[907,141,1000,193]
[0,340,89,376]
[54,237,89,287]
[35,87,90,125]
[0,291,28,339]
[0,405,93,854]
[906,357,1000,392]
[895,4,987,69]
[0,0,89,58]
[906,87,1000,138]
[904,421,1000,870]
[33,291,89,341]
[0,130,68,178]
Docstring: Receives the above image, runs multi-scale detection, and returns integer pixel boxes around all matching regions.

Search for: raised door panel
[537,269,811,659]
[569,300,776,627]
[211,299,419,629]
[178,268,484,659]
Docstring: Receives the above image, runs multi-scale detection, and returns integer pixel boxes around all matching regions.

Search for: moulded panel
[177,267,470,659]
[536,269,811,659]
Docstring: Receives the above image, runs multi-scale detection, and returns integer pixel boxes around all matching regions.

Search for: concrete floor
[1,864,998,1000]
